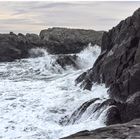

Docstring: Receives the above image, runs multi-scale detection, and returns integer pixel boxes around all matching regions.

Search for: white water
[0,44,108,139]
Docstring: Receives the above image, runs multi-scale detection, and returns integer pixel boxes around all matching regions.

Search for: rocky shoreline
[0,7,140,139]
[0,28,103,62]
[64,8,140,139]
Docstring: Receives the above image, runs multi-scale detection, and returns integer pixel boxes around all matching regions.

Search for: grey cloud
[0,1,139,33]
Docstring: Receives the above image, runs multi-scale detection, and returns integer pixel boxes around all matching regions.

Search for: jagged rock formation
[63,119,140,139]
[76,8,140,124]
[40,27,103,54]
[0,28,103,62]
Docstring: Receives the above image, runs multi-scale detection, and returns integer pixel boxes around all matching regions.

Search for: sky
[0,1,140,34]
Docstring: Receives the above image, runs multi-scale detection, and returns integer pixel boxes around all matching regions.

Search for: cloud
[0,1,139,34]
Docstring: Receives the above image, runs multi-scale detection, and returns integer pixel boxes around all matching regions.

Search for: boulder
[123,92,140,122]
[104,92,140,124]
[55,54,79,69]
[105,105,121,125]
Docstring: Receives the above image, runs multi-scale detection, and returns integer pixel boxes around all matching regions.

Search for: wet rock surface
[59,98,121,126]
[123,92,140,122]
[59,98,100,125]
[105,106,121,125]
[63,119,140,139]
[55,54,79,69]
[76,8,140,123]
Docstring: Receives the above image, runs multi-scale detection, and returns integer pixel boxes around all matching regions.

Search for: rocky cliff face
[0,28,103,62]
[76,8,140,124]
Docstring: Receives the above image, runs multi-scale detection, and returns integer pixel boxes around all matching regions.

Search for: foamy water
[0,44,108,139]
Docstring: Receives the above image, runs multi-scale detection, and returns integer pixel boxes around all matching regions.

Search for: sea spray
[0,44,108,139]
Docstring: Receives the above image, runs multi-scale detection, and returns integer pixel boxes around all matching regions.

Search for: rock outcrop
[40,27,103,54]
[59,98,122,127]
[63,119,140,139]
[76,8,140,123]
[0,32,42,62]
[55,54,79,69]
[0,28,103,62]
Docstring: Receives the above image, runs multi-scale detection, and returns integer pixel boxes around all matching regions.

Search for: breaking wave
[0,44,109,139]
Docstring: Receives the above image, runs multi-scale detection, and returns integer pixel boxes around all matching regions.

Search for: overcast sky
[0,1,140,34]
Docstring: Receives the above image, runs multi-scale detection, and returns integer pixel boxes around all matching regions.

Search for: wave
[28,43,101,72]
[0,44,109,139]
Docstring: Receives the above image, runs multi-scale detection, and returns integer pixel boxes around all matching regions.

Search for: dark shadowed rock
[63,119,140,139]
[39,27,104,54]
[0,33,29,62]
[55,55,79,69]
[105,105,121,125]
[123,92,140,122]
[59,98,100,125]
[0,28,103,62]
[102,91,140,125]
[59,98,120,126]
[0,33,44,62]
[75,72,87,84]
[25,33,43,46]
[75,8,140,123]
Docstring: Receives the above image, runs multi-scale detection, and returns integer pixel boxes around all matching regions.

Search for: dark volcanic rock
[63,119,140,139]
[123,92,140,122]
[0,32,43,62]
[0,28,103,62]
[55,55,79,69]
[61,98,100,125]
[96,91,140,125]
[59,98,120,126]
[0,33,29,62]
[105,106,121,125]
[39,27,104,54]
[76,8,140,123]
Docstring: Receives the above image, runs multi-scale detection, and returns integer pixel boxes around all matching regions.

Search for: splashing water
[77,43,101,69]
[0,44,108,139]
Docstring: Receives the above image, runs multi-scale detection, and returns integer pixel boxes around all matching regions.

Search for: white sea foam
[77,43,101,69]
[0,44,108,139]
